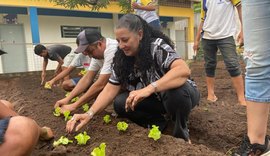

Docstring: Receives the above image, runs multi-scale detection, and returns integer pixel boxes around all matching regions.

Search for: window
[61,26,100,38]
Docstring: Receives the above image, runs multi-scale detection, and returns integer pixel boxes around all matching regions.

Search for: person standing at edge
[193,0,246,105]
[233,0,270,155]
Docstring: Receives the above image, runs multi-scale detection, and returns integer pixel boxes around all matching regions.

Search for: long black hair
[113,14,174,87]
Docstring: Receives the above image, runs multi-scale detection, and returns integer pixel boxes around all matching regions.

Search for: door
[0,24,28,73]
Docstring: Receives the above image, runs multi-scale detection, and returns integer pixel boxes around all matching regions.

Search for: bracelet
[86,108,95,119]
[150,81,158,93]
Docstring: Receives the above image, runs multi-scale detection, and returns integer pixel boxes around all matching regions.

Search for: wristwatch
[86,108,95,119]
[150,81,158,93]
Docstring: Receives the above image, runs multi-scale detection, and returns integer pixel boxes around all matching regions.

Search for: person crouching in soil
[66,14,200,142]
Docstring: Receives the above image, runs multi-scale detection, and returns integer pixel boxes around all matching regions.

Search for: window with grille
[61,26,101,38]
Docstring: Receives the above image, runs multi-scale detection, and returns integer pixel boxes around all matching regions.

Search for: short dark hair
[34,44,46,55]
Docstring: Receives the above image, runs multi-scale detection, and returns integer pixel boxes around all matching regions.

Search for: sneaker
[232,135,270,156]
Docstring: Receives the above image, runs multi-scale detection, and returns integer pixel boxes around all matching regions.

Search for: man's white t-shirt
[88,38,118,74]
[69,53,91,69]
[201,0,240,40]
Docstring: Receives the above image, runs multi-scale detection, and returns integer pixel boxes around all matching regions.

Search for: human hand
[66,113,91,133]
[125,88,152,111]
[54,98,69,108]
[60,104,77,113]
[132,2,141,9]
[237,30,244,47]
[193,41,199,56]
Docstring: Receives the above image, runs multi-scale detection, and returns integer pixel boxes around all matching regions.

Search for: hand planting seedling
[91,143,106,156]
[53,107,61,117]
[82,103,89,112]
[44,82,52,89]
[75,131,90,145]
[79,69,87,76]
[63,111,72,121]
[117,121,128,131]
[53,136,73,147]
[71,96,79,103]
[148,125,161,141]
[103,115,111,124]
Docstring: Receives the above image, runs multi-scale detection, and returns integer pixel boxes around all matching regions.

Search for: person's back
[46,45,71,61]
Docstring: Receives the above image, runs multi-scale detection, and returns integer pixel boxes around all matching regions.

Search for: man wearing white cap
[54,29,118,112]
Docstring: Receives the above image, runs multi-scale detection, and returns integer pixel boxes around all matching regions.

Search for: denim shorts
[71,77,81,85]
[201,36,241,77]
[0,117,10,144]
[242,0,270,102]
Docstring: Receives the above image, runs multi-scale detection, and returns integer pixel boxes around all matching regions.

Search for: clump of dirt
[1,61,269,156]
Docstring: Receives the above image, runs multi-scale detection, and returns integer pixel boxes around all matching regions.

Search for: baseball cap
[0,49,7,55]
[75,29,102,53]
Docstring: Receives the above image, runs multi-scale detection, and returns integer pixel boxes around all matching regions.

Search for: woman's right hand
[66,113,91,133]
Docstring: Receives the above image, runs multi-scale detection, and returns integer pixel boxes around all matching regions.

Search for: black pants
[113,81,200,141]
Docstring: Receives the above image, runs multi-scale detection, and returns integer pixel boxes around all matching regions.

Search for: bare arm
[70,73,111,109]
[48,66,75,85]
[236,4,243,45]
[193,21,204,54]
[132,2,157,11]
[41,58,48,85]
[54,70,97,108]
[55,57,64,75]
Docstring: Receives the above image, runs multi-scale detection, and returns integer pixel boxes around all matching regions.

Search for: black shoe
[232,135,270,156]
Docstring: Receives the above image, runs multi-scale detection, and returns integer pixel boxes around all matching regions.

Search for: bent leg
[162,82,200,140]
[0,116,40,156]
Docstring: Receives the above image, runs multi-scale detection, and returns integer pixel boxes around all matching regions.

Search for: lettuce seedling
[117,121,128,131]
[63,111,72,121]
[53,107,61,117]
[75,131,90,145]
[44,82,52,89]
[82,103,89,112]
[53,136,73,147]
[71,96,79,103]
[91,143,106,156]
[80,69,87,76]
[103,115,111,124]
[148,125,161,141]
[65,92,70,97]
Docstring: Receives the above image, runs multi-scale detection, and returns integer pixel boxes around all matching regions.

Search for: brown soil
[1,61,269,156]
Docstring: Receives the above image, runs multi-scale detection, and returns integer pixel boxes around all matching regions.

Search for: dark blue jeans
[114,81,200,141]
[0,117,10,144]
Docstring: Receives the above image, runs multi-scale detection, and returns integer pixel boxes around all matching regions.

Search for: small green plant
[148,125,161,141]
[82,103,89,112]
[103,115,111,124]
[117,121,128,131]
[75,131,91,145]
[71,96,79,103]
[63,111,72,121]
[44,82,52,89]
[65,92,70,97]
[91,143,106,156]
[80,69,87,76]
[53,107,61,117]
[53,136,73,147]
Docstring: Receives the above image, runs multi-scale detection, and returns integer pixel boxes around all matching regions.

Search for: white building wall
[17,15,115,72]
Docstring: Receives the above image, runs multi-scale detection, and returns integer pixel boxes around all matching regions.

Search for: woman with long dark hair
[66,14,200,141]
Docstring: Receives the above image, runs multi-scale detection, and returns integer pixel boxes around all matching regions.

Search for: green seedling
[44,82,52,89]
[65,92,70,97]
[82,103,89,112]
[103,115,111,124]
[53,136,73,147]
[117,121,128,131]
[53,107,61,117]
[75,131,90,145]
[80,69,87,76]
[148,125,161,141]
[63,111,72,121]
[91,143,106,156]
[71,96,79,103]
